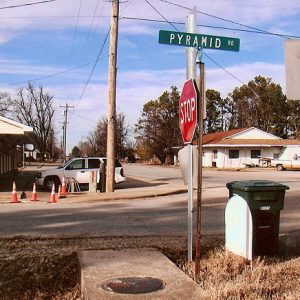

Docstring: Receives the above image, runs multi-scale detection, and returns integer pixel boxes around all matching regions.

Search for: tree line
[5,75,299,164]
[135,76,300,164]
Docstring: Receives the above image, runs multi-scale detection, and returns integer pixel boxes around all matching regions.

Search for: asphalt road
[0,164,300,237]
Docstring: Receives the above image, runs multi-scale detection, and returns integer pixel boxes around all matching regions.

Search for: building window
[251,149,261,159]
[229,150,239,159]
[213,150,218,159]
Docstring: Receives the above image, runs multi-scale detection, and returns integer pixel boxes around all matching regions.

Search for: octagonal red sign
[179,79,199,143]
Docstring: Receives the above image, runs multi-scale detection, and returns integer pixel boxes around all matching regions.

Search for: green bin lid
[226,180,289,192]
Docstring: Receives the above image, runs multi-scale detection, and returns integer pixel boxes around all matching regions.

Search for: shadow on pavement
[115,177,168,190]
[0,170,167,194]
[0,169,38,192]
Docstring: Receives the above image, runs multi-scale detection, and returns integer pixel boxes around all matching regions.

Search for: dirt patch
[1,235,300,299]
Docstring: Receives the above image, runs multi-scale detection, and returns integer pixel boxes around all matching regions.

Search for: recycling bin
[226,180,289,256]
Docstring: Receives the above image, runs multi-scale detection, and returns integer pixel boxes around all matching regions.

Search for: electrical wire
[144,0,249,87]
[69,27,111,120]
[71,112,98,123]
[0,0,56,10]
[0,58,108,87]
[119,16,300,39]
[144,0,178,31]
[0,12,297,39]
[61,0,83,109]
[63,0,101,107]
[159,0,295,39]
[202,52,246,86]
[0,15,109,19]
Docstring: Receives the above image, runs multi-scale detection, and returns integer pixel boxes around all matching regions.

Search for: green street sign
[159,30,240,52]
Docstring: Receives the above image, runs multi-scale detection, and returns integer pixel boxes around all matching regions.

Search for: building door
[212,150,218,167]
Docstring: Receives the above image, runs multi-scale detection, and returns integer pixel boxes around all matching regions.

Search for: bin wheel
[276,164,284,171]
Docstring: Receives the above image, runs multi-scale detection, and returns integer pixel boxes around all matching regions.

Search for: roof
[0,116,33,134]
[202,128,248,144]
[204,139,300,147]
[200,127,300,147]
[0,116,35,145]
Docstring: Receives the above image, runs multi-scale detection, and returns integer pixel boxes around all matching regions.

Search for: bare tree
[0,92,12,116]
[13,83,55,161]
[78,113,129,158]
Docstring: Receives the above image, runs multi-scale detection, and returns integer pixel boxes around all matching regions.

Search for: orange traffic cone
[30,183,38,201]
[11,181,20,203]
[56,185,61,202]
[60,176,68,195]
[48,184,56,203]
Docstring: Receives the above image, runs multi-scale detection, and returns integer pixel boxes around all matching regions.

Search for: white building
[202,127,300,169]
[0,116,34,178]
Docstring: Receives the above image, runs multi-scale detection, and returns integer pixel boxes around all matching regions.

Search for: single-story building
[0,116,34,179]
[201,127,300,169]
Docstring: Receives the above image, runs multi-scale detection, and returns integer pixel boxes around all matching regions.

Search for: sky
[0,0,300,153]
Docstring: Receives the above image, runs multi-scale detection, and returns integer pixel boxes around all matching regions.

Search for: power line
[159,0,294,39]
[145,0,248,87]
[0,0,56,10]
[0,59,106,87]
[119,16,300,39]
[58,0,106,109]
[0,11,298,39]
[62,0,83,102]
[144,0,178,31]
[0,15,109,19]
[69,27,111,120]
[202,52,246,86]
[71,112,98,124]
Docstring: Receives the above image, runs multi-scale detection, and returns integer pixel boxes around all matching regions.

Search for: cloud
[0,0,298,44]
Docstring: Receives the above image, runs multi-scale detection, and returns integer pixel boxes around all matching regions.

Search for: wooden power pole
[60,102,74,162]
[106,0,119,192]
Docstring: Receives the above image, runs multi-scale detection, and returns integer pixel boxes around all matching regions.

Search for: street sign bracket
[197,47,203,63]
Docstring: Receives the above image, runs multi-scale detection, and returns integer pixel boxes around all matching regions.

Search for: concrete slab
[78,249,210,300]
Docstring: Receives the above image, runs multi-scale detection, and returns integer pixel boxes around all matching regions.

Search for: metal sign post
[187,143,193,261]
[179,79,199,262]
[158,24,240,270]
[186,8,196,262]
[195,56,205,277]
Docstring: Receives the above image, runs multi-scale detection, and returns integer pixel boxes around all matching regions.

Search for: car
[36,157,126,191]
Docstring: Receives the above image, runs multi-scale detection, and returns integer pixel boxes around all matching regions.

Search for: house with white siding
[0,116,34,178]
[201,127,300,169]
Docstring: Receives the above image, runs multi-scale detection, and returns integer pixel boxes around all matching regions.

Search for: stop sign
[179,79,199,143]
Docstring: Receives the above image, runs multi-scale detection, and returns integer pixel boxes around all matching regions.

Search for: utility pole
[106,0,119,193]
[60,102,74,162]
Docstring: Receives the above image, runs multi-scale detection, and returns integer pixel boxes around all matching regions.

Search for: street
[0,164,300,237]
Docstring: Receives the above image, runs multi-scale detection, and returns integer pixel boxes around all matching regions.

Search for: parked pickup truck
[271,159,300,171]
[36,157,126,191]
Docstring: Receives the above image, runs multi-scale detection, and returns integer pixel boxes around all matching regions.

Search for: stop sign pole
[158,21,240,277]
[179,79,199,261]
[195,59,205,277]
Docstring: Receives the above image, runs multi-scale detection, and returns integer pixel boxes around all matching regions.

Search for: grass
[0,235,300,299]
[178,247,300,299]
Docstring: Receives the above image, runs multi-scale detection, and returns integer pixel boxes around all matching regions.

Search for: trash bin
[226,180,289,256]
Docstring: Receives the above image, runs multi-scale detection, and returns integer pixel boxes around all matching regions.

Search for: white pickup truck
[36,157,126,190]
[271,159,300,171]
